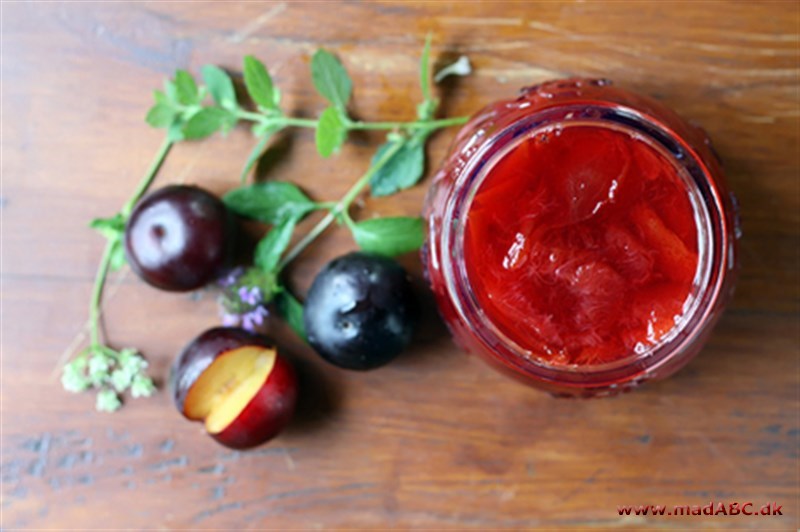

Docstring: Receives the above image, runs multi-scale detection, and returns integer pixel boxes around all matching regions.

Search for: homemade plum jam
[464,125,700,367]
[424,79,739,396]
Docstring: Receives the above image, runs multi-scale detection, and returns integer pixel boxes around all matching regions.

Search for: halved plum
[170,327,297,449]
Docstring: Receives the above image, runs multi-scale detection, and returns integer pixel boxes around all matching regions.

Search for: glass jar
[423,79,740,397]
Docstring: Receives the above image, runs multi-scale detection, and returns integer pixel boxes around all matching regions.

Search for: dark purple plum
[303,252,418,370]
[125,185,236,291]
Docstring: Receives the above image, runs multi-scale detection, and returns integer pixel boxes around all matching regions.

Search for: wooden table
[3,1,798,529]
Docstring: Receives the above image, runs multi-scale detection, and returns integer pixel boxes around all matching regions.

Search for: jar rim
[438,102,731,388]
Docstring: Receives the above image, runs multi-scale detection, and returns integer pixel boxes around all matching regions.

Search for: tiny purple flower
[249,287,263,305]
[237,286,250,303]
[241,306,268,332]
[237,286,262,306]
[251,306,267,324]
[218,267,244,288]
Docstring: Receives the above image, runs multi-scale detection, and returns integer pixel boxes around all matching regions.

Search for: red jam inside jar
[465,126,699,366]
[424,79,739,396]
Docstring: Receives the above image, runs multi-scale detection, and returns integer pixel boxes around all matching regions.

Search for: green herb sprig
[64,37,472,410]
[61,140,171,411]
[220,39,470,338]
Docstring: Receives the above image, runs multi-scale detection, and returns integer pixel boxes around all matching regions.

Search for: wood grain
[2,1,798,529]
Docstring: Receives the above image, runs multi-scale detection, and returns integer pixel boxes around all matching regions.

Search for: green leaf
[153,89,168,105]
[369,139,426,197]
[243,55,275,109]
[350,216,426,256]
[311,49,352,110]
[276,290,306,341]
[164,79,178,102]
[272,86,282,108]
[90,217,127,270]
[315,106,346,157]
[145,103,176,128]
[174,69,199,105]
[255,217,297,273]
[108,240,127,272]
[89,214,125,239]
[202,65,237,109]
[182,107,234,139]
[224,181,317,224]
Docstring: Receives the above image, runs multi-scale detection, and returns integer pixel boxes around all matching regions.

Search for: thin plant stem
[121,138,173,217]
[277,140,406,270]
[89,243,115,347]
[348,116,468,130]
[235,109,468,133]
[89,136,173,347]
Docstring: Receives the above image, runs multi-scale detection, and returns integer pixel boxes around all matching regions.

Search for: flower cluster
[218,267,271,332]
[61,347,156,412]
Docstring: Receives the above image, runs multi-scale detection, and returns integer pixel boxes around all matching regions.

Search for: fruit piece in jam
[463,125,699,366]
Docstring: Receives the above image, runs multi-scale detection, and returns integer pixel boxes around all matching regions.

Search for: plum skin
[211,353,296,450]
[125,185,236,292]
[303,252,419,370]
[170,327,297,450]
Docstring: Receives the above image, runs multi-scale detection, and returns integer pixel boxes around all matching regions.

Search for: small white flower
[110,368,133,393]
[131,376,156,399]
[434,56,472,83]
[96,389,122,412]
[88,355,110,377]
[61,362,90,393]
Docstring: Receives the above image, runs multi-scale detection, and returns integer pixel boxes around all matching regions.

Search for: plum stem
[277,139,406,270]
